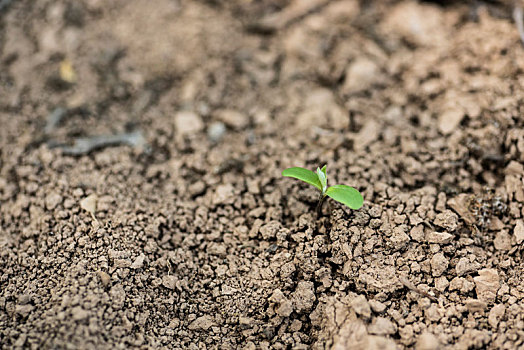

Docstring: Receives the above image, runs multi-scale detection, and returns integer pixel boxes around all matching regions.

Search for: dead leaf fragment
[80,194,98,220]
[60,59,76,83]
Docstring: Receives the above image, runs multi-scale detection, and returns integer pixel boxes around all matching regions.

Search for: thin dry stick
[513,5,524,46]
[398,276,438,302]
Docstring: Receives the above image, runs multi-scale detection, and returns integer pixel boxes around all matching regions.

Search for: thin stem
[316,194,326,217]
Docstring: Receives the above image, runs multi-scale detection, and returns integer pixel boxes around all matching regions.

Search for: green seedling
[282,165,363,216]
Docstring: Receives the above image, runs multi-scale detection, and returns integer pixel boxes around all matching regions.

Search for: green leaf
[325,185,363,210]
[316,167,327,193]
[282,167,322,191]
[320,165,327,176]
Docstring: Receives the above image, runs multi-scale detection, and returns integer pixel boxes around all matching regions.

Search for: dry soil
[1,0,524,349]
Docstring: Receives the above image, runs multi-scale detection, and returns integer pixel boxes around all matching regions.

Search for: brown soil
[1,0,524,349]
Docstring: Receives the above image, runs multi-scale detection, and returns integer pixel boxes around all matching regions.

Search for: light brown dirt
[1,0,524,349]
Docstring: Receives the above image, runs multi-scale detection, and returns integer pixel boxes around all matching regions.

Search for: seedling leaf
[282,167,322,191]
[316,167,327,193]
[325,185,363,210]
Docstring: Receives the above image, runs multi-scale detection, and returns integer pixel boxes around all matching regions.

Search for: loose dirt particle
[97,271,111,287]
[71,306,89,321]
[465,299,488,313]
[45,192,62,210]
[488,304,505,328]
[456,257,480,276]
[415,332,440,350]
[292,282,315,314]
[474,269,500,303]
[188,315,215,331]
[368,317,397,336]
[426,231,453,244]
[131,254,146,269]
[430,253,449,277]
[514,220,524,244]
[369,300,386,314]
[433,210,459,232]
[351,295,371,320]
[162,275,177,290]
[215,109,248,130]
[174,110,204,136]
[494,231,512,251]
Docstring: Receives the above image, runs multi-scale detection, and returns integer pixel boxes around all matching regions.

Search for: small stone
[207,121,226,142]
[474,268,499,303]
[215,109,248,129]
[410,225,425,242]
[98,271,111,287]
[416,332,440,350]
[494,230,511,251]
[426,231,453,244]
[430,253,449,277]
[174,110,204,136]
[368,317,397,336]
[45,191,62,210]
[465,299,487,312]
[351,295,371,319]
[162,275,177,290]
[488,304,505,328]
[433,210,458,232]
[188,315,215,331]
[369,300,386,313]
[131,254,146,269]
[72,306,89,321]
[514,220,524,244]
[456,257,480,276]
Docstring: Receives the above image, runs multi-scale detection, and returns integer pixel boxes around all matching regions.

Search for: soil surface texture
[1,0,524,349]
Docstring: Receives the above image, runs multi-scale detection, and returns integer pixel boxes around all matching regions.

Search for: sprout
[282,165,363,216]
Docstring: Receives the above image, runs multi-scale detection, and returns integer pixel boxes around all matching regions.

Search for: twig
[44,107,67,134]
[398,276,438,302]
[54,131,146,155]
[248,0,330,33]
